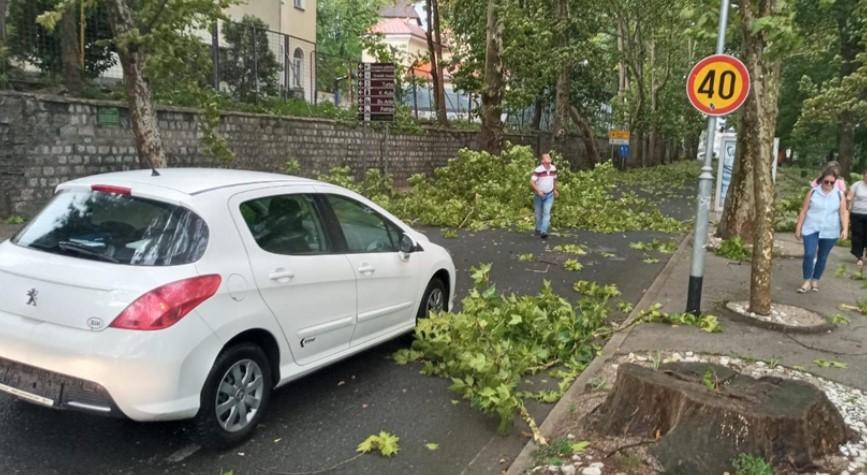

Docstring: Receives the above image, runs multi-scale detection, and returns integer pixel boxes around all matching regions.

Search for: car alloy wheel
[193,342,272,449]
[426,287,445,313]
[215,358,265,433]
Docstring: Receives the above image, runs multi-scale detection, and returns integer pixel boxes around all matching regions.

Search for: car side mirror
[399,233,416,255]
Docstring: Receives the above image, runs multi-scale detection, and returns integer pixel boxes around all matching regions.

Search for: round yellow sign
[686,54,750,116]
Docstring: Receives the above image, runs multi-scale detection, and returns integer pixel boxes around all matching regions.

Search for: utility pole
[686,0,729,315]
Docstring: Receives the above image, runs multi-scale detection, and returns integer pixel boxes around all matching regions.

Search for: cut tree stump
[589,362,851,474]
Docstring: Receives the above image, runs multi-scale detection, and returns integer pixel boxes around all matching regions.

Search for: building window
[293,48,304,88]
[294,0,304,10]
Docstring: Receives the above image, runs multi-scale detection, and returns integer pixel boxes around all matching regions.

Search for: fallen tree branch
[519,401,547,446]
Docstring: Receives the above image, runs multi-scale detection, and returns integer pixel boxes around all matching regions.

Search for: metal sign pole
[686,0,730,315]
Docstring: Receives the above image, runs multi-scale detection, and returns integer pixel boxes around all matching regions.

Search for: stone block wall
[0,91,601,216]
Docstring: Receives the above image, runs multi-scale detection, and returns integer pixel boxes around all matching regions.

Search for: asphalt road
[0,197,692,475]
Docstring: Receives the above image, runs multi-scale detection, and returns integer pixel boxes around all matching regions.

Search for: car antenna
[151,167,160,177]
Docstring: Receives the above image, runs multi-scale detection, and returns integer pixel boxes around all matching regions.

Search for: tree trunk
[648,38,657,166]
[552,65,570,137]
[742,0,784,316]
[58,7,83,95]
[569,105,600,166]
[834,3,860,178]
[591,363,850,474]
[551,0,570,138]
[531,96,543,130]
[838,113,855,179]
[0,0,8,41]
[718,130,756,240]
[616,17,627,100]
[425,0,447,126]
[479,0,505,154]
[106,0,167,169]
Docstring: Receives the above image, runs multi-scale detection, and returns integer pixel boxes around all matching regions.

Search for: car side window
[240,194,328,255]
[326,195,402,253]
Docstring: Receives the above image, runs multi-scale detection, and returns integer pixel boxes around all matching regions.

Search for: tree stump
[589,362,851,474]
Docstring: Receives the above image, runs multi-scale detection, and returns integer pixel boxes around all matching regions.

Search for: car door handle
[268,269,295,281]
[357,264,375,275]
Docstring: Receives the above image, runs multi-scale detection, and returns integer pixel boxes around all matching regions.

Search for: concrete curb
[505,233,694,474]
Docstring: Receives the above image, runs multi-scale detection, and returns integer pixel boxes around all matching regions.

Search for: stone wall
[0,91,603,216]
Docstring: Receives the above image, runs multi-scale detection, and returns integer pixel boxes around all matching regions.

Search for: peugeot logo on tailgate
[25,289,38,307]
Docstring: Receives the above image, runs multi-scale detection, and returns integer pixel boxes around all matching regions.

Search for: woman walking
[795,169,849,293]
[848,168,867,268]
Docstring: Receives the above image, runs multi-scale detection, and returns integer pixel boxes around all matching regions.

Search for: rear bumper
[0,310,223,421]
[0,356,123,417]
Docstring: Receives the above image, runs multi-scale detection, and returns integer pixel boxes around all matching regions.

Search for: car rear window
[13,189,209,266]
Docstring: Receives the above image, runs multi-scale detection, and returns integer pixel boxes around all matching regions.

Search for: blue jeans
[534,192,554,234]
[802,232,837,280]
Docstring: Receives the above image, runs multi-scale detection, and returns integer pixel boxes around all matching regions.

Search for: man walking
[530,152,559,239]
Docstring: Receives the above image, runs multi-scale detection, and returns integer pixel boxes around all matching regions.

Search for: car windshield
[12,189,209,266]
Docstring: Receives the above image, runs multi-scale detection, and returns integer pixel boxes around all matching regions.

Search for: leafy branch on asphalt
[639,304,722,333]
[318,146,693,233]
[393,264,618,443]
[356,431,400,457]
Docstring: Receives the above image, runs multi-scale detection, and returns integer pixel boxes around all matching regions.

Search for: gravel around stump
[725,301,833,333]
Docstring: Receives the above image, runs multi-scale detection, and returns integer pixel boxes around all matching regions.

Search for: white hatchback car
[0,168,455,447]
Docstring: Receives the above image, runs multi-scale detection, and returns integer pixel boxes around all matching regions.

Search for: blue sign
[618,144,630,158]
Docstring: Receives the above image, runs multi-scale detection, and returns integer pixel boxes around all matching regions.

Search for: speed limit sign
[687,54,750,116]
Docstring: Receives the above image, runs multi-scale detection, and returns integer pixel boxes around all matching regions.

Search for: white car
[0,169,455,447]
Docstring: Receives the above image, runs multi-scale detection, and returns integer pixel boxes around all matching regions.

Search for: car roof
[65,168,317,195]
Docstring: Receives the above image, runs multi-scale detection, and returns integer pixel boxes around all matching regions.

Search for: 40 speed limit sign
[687,54,750,116]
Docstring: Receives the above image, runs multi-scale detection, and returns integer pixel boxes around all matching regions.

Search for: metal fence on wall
[0,6,334,107]
[2,7,517,126]
[208,19,319,104]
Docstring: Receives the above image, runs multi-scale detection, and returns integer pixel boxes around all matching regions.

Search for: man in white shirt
[529,153,559,239]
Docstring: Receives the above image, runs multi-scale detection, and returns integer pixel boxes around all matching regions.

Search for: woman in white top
[795,169,849,293]
[847,167,867,268]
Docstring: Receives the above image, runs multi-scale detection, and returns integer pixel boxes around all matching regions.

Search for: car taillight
[110,275,222,331]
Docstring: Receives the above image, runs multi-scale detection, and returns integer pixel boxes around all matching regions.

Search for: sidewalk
[507,231,867,474]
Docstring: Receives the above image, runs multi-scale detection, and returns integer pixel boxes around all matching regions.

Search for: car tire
[417,277,447,322]
[193,342,272,449]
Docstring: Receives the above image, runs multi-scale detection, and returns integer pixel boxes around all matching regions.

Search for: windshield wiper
[57,241,119,263]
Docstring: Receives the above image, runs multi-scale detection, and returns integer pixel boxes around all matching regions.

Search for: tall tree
[793,0,866,176]
[18,0,115,83]
[551,0,571,137]
[479,0,505,153]
[104,0,164,168]
[738,0,790,315]
[57,6,82,94]
[221,15,280,102]
[316,0,384,98]
[425,0,448,125]
[40,0,234,169]
[0,0,9,41]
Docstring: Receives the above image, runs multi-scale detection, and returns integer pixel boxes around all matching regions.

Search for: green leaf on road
[814,359,847,369]
[357,431,400,457]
